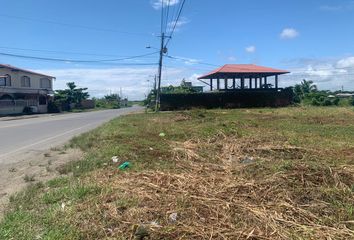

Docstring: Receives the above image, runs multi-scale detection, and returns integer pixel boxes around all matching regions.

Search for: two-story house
[0,64,55,114]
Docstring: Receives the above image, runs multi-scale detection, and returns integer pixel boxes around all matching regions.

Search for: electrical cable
[0,51,159,63]
[0,46,156,58]
[164,0,172,34]
[0,13,152,37]
[165,0,186,47]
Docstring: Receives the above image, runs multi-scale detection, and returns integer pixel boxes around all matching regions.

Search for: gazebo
[198,64,290,91]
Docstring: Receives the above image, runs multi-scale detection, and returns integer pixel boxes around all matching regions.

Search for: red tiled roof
[198,64,289,79]
[0,64,55,78]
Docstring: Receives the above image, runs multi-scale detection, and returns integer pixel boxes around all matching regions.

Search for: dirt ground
[0,146,82,219]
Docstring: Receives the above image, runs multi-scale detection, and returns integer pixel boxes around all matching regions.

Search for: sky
[1,0,354,99]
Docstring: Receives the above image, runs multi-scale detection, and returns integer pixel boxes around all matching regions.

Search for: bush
[47,101,61,113]
[333,98,340,106]
[94,99,120,109]
[350,97,354,106]
[322,99,332,106]
[23,106,33,114]
[311,98,321,106]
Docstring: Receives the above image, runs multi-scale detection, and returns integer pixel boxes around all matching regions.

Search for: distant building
[335,93,354,98]
[120,98,128,107]
[161,80,204,93]
[0,64,55,115]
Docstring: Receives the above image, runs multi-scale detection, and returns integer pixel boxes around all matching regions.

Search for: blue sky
[1,0,354,99]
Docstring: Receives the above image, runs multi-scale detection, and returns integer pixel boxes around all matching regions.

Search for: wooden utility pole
[155,33,166,112]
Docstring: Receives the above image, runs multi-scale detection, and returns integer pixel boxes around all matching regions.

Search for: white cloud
[36,66,204,100]
[152,0,180,10]
[336,57,354,68]
[167,17,189,32]
[280,28,299,39]
[245,46,256,53]
[280,56,354,90]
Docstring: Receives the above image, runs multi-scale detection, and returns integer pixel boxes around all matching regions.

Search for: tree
[293,79,317,102]
[54,82,89,110]
[104,93,120,101]
[300,80,317,94]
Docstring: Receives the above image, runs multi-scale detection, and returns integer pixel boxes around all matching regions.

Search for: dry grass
[74,132,354,239]
[2,107,354,240]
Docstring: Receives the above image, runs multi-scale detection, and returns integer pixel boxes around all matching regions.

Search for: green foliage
[54,82,90,110]
[144,89,156,108]
[293,79,318,102]
[47,100,61,113]
[162,85,198,94]
[292,79,348,107]
[93,93,121,109]
[305,91,341,106]
[350,97,354,106]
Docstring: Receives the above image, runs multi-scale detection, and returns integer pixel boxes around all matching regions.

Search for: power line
[0,46,157,58]
[160,0,165,35]
[165,0,186,47]
[0,14,152,37]
[164,64,213,72]
[166,1,177,34]
[0,51,159,64]
[164,0,172,34]
[166,55,219,67]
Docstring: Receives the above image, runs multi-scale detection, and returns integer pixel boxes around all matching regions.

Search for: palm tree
[293,79,317,102]
[300,80,317,94]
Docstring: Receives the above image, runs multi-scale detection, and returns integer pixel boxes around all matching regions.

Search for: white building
[0,64,55,115]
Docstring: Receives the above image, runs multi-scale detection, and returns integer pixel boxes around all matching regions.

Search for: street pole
[154,75,157,93]
[155,32,165,112]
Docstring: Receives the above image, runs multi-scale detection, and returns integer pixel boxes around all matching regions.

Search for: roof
[198,64,290,79]
[0,64,55,78]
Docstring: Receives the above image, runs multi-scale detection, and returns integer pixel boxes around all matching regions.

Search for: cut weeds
[1,107,354,239]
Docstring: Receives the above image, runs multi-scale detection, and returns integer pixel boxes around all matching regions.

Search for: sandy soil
[0,146,83,219]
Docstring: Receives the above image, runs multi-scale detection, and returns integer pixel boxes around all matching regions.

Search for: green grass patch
[1,107,354,239]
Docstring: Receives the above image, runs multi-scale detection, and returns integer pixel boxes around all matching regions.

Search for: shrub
[350,97,354,106]
[23,106,33,114]
[322,99,332,106]
[311,98,321,106]
[47,101,61,113]
[333,98,340,106]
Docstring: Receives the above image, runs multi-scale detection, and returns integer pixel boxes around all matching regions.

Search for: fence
[160,88,294,111]
[0,99,38,115]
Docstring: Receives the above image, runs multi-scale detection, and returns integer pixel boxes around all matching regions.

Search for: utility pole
[154,75,157,93]
[155,32,167,112]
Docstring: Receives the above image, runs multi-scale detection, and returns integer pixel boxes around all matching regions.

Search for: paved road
[0,107,143,164]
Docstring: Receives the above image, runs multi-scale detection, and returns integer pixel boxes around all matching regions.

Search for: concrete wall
[0,106,24,115]
[0,100,26,115]
[80,100,95,109]
[0,68,53,90]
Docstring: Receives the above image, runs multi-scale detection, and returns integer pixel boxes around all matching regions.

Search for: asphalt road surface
[0,107,142,164]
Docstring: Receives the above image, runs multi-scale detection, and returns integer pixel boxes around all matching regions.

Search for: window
[21,76,31,87]
[5,74,11,86]
[0,77,5,86]
[40,78,51,89]
[0,74,11,86]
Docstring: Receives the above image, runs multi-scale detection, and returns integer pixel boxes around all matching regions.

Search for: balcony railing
[0,87,54,95]
[0,99,37,108]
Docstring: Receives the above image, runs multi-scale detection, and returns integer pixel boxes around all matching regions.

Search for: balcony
[0,87,54,95]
